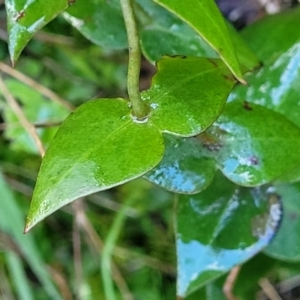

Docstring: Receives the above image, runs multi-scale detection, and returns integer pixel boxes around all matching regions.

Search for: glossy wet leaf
[0,174,62,299]
[155,0,244,82]
[229,7,300,129]
[64,0,127,50]
[176,173,282,297]
[25,99,164,231]
[264,183,300,262]
[144,134,216,194]
[5,0,69,63]
[139,0,259,73]
[142,56,236,136]
[226,23,261,72]
[138,0,216,62]
[199,101,300,186]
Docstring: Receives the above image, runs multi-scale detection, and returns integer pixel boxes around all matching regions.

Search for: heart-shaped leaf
[25,99,164,232]
[144,134,216,194]
[264,183,300,262]
[5,0,69,63]
[155,0,244,82]
[176,173,282,297]
[64,0,127,50]
[199,101,300,186]
[142,56,236,136]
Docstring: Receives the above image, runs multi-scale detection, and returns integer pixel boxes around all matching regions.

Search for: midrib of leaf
[148,64,229,104]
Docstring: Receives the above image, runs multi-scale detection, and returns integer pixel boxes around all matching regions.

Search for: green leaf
[199,101,300,186]
[25,99,164,231]
[264,183,300,262]
[138,0,216,62]
[226,23,261,72]
[229,7,300,129]
[155,0,244,82]
[0,174,62,299]
[241,6,300,63]
[5,0,69,63]
[1,79,69,154]
[64,0,127,50]
[176,173,282,297]
[144,134,216,194]
[142,56,236,136]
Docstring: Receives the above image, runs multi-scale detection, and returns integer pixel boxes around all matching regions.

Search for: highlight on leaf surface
[25,98,164,232]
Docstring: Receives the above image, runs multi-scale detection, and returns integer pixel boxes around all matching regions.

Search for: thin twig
[0,62,74,111]
[0,120,62,131]
[223,266,241,300]
[101,197,135,300]
[47,266,73,300]
[72,201,84,300]
[0,77,45,157]
[75,200,134,300]
[259,278,283,300]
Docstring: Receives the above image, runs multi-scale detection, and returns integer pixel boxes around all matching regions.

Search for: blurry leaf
[25,99,164,231]
[200,101,300,186]
[142,56,236,136]
[264,183,300,262]
[275,164,300,183]
[6,251,34,300]
[241,6,300,63]
[155,0,244,82]
[0,174,62,299]
[176,173,282,297]
[229,7,300,129]
[144,134,216,194]
[64,0,127,49]
[1,79,69,154]
[5,0,69,63]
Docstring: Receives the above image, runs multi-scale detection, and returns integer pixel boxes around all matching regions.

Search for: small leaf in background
[5,0,69,63]
[0,173,62,299]
[142,56,236,136]
[25,99,164,231]
[176,173,282,297]
[155,0,244,82]
[64,0,127,50]
[144,134,216,194]
[199,101,300,186]
[264,183,300,262]
[1,79,69,154]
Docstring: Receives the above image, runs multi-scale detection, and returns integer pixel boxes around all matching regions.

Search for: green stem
[120,0,149,120]
[101,197,135,300]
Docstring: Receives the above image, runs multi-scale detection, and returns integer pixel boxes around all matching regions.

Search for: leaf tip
[23,221,32,234]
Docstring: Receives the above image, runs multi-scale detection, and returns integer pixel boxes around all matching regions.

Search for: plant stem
[120,0,149,120]
[101,197,135,300]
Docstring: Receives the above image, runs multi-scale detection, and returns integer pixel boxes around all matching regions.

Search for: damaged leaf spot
[198,133,222,152]
[14,10,25,22]
[243,101,253,111]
